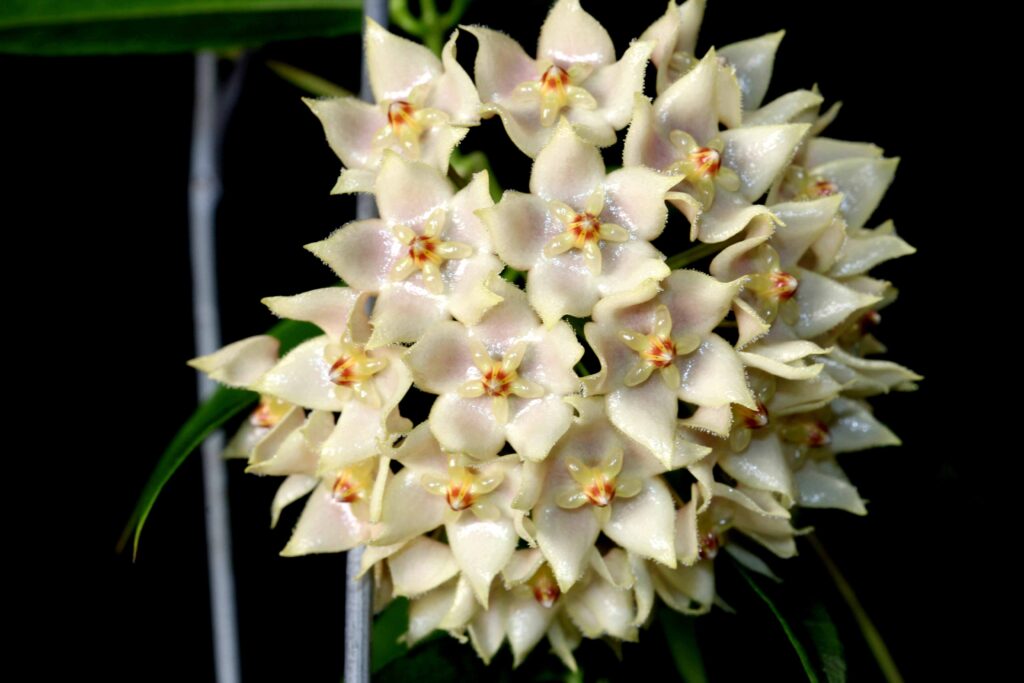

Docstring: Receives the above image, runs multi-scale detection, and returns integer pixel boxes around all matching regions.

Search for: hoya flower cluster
[190,0,919,669]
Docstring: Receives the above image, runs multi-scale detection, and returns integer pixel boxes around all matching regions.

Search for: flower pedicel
[189,0,920,670]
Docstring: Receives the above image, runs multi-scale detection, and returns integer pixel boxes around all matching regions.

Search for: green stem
[808,535,905,683]
[266,60,350,97]
[665,240,731,269]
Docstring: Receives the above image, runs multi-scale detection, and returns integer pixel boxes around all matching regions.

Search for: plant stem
[665,240,731,269]
[808,534,905,683]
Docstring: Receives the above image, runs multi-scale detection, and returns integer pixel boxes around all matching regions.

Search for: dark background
[9,0,991,680]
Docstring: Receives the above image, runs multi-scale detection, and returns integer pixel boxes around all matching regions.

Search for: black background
[8,0,992,680]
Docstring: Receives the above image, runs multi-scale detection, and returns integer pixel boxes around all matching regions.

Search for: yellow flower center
[618,305,700,389]
[422,456,505,516]
[249,396,291,428]
[556,449,642,511]
[528,565,561,608]
[508,61,597,127]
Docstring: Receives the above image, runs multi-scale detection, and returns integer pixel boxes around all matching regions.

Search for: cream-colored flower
[305,19,479,193]
[466,0,653,156]
[480,119,677,325]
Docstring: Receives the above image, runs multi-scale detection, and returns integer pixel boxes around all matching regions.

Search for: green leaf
[737,562,820,683]
[659,606,709,683]
[371,598,410,674]
[803,602,847,683]
[0,0,362,55]
[118,319,321,557]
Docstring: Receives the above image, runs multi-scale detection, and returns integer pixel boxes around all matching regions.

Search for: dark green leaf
[659,606,709,683]
[803,602,847,683]
[371,598,409,674]
[0,0,362,55]
[737,562,820,683]
[118,319,321,557]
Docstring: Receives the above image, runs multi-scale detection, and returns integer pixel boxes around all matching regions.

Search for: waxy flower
[306,19,479,193]
[482,119,678,325]
[584,271,755,465]
[467,0,653,156]
[307,153,502,348]
[623,50,809,243]
[406,279,583,461]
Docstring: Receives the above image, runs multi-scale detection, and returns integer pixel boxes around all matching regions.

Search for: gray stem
[345,2,389,682]
[190,51,241,683]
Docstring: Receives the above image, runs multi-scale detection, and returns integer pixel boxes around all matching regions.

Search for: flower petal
[506,590,558,667]
[406,320,474,393]
[745,88,824,126]
[374,467,447,545]
[794,268,882,338]
[448,511,518,607]
[468,594,507,663]
[508,395,574,462]
[583,40,654,128]
[769,195,845,268]
[445,253,504,326]
[425,29,482,125]
[262,287,368,341]
[280,484,370,556]
[270,474,318,528]
[811,157,899,230]
[465,26,539,102]
[530,118,606,207]
[662,269,743,337]
[795,459,867,514]
[719,31,784,111]
[534,501,601,591]
[255,336,347,411]
[429,394,506,458]
[721,123,809,202]
[654,48,719,144]
[365,17,442,102]
[829,221,916,278]
[375,153,454,227]
[817,347,921,396]
[678,333,755,409]
[675,188,778,243]
[564,569,638,640]
[622,93,678,172]
[607,378,678,468]
[188,335,279,388]
[306,219,397,292]
[829,397,901,453]
[803,137,884,168]
[651,560,714,614]
[472,279,542,355]
[367,282,448,348]
[319,402,392,470]
[604,477,676,567]
[479,191,561,270]
[602,166,680,241]
[304,96,386,171]
[719,433,794,503]
[538,0,615,68]
[389,536,460,598]
[249,408,330,476]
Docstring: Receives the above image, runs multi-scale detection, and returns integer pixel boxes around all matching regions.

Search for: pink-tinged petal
[304,96,386,171]
[665,429,713,470]
[570,104,628,150]
[429,394,506,458]
[803,137,884,168]
[662,269,742,337]
[651,560,715,614]
[793,268,882,338]
[538,0,615,67]
[224,419,265,460]
[584,40,654,128]
[708,233,772,281]
[479,191,561,270]
[503,548,546,585]
[465,26,538,102]
[675,188,778,243]
[811,157,899,230]
[795,460,867,514]
[367,282,448,349]
[448,170,496,250]
[715,62,743,129]
[319,403,390,470]
[468,595,507,664]
[280,484,370,556]
[484,99,555,158]
[248,408,328,476]
[734,299,771,349]
[565,584,638,642]
[471,279,541,355]
[607,379,678,468]
[719,433,795,503]
[584,280,664,393]
[721,123,810,202]
[270,474,318,528]
[530,118,605,207]
[365,18,442,102]
[830,397,900,453]
[770,195,844,268]
[604,477,676,567]
[446,253,504,326]
[521,320,584,395]
[602,166,681,241]
[389,537,460,598]
[332,167,376,195]
[262,287,367,341]
[527,256,594,325]
[406,320,474,393]
[420,122,470,172]
[622,93,678,171]
[374,153,454,227]
[744,89,824,126]
[655,49,719,144]
[678,333,756,409]
[719,31,784,111]
[448,512,518,607]
[818,348,921,397]
[506,590,558,667]
[375,346,414,409]
[829,224,916,278]
[407,578,475,644]
[389,422,449,469]
[598,239,672,298]
[425,29,482,125]
[534,502,601,591]
[255,336,346,411]
[508,395,574,462]
[306,219,397,292]
[188,335,279,388]
[375,467,447,545]
[739,350,822,381]
[640,0,683,71]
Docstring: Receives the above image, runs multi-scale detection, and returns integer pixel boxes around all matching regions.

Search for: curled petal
[508,395,574,462]
[719,433,795,504]
[538,0,615,68]
[406,321,474,394]
[745,88,824,126]
[270,474,318,529]
[795,459,867,515]
[583,40,655,129]
[677,333,756,409]
[365,18,442,102]
[530,118,606,206]
[280,484,370,556]
[604,478,676,567]
[534,502,601,591]
[811,156,899,230]
[719,30,784,111]
[602,166,682,241]
[262,287,368,341]
[188,335,279,389]
[429,394,506,458]
[389,537,460,598]
[255,336,346,412]
[304,96,386,171]
[375,467,447,545]
[654,49,720,145]
[425,30,482,125]
[466,25,538,102]
[306,219,397,292]
[720,123,810,202]
[794,268,883,338]
[448,512,518,607]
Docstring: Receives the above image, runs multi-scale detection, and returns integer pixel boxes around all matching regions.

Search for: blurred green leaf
[803,602,847,683]
[660,606,708,683]
[0,0,362,55]
[372,598,410,674]
[118,319,321,557]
